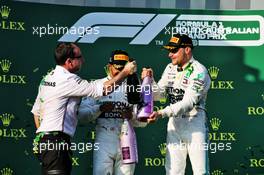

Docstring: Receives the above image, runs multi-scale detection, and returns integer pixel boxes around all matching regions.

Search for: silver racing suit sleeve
[77,97,101,123]
[159,70,211,118]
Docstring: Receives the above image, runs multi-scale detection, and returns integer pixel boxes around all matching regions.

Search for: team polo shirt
[31,65,104,137]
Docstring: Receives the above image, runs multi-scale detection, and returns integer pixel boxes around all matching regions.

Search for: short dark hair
[54,42,76,65]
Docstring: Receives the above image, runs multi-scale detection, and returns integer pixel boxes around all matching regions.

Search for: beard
[70,66,81,73]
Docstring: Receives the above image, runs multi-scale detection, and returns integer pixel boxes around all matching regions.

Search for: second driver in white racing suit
[144,34,211,175]
[78,50,146,175]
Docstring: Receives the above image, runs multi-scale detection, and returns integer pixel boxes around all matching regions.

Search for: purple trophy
[137,76,153,122]
[120,119,138,164]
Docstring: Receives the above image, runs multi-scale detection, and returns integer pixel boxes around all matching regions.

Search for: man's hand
[123,61,137,75]
[99,103,114,112]
[121,107,133,120]
[141,68,153,79]
[103,61,137,96]
[147,111,162,123]
[34,115,40,129]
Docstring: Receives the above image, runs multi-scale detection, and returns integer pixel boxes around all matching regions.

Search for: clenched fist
[141,68,153,79]
[123,61,137,75]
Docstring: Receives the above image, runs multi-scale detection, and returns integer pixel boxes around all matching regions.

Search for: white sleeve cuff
[159,106,173,118]
[95,81,104,98]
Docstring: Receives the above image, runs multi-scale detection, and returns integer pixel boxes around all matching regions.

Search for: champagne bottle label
[120,119,138,164]
[137,76,153,121]
[122,147,131,160]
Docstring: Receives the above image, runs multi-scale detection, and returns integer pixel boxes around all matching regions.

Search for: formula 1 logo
[59,12,264,46]
[59,12,176,45]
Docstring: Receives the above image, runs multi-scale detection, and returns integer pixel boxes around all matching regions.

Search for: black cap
[109,50,129,71]
[163,34,193,52]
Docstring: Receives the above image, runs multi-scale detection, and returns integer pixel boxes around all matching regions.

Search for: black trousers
[37,132,72,175]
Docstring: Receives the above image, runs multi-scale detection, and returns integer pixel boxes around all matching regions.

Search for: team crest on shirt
[182,76,189,85]
[182,73,190,85]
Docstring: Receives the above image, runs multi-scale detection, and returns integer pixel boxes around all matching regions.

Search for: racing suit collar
[177,57,194,72]
[56,65,71,74]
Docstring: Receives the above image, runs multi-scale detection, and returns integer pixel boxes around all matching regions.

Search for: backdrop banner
[1,1,264,174]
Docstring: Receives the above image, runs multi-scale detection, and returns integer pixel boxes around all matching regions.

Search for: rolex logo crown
[211,170,223,175]
[0,59,12,73]
[210,117,221,131]
[158,143,166,157]
[0,6,11,19]
[0,168,13,175]
[208,66,219,80]
[0,113,14,127]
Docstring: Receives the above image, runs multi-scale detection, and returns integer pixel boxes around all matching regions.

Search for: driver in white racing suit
[78,50,146,175]
[144,34,211,175]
